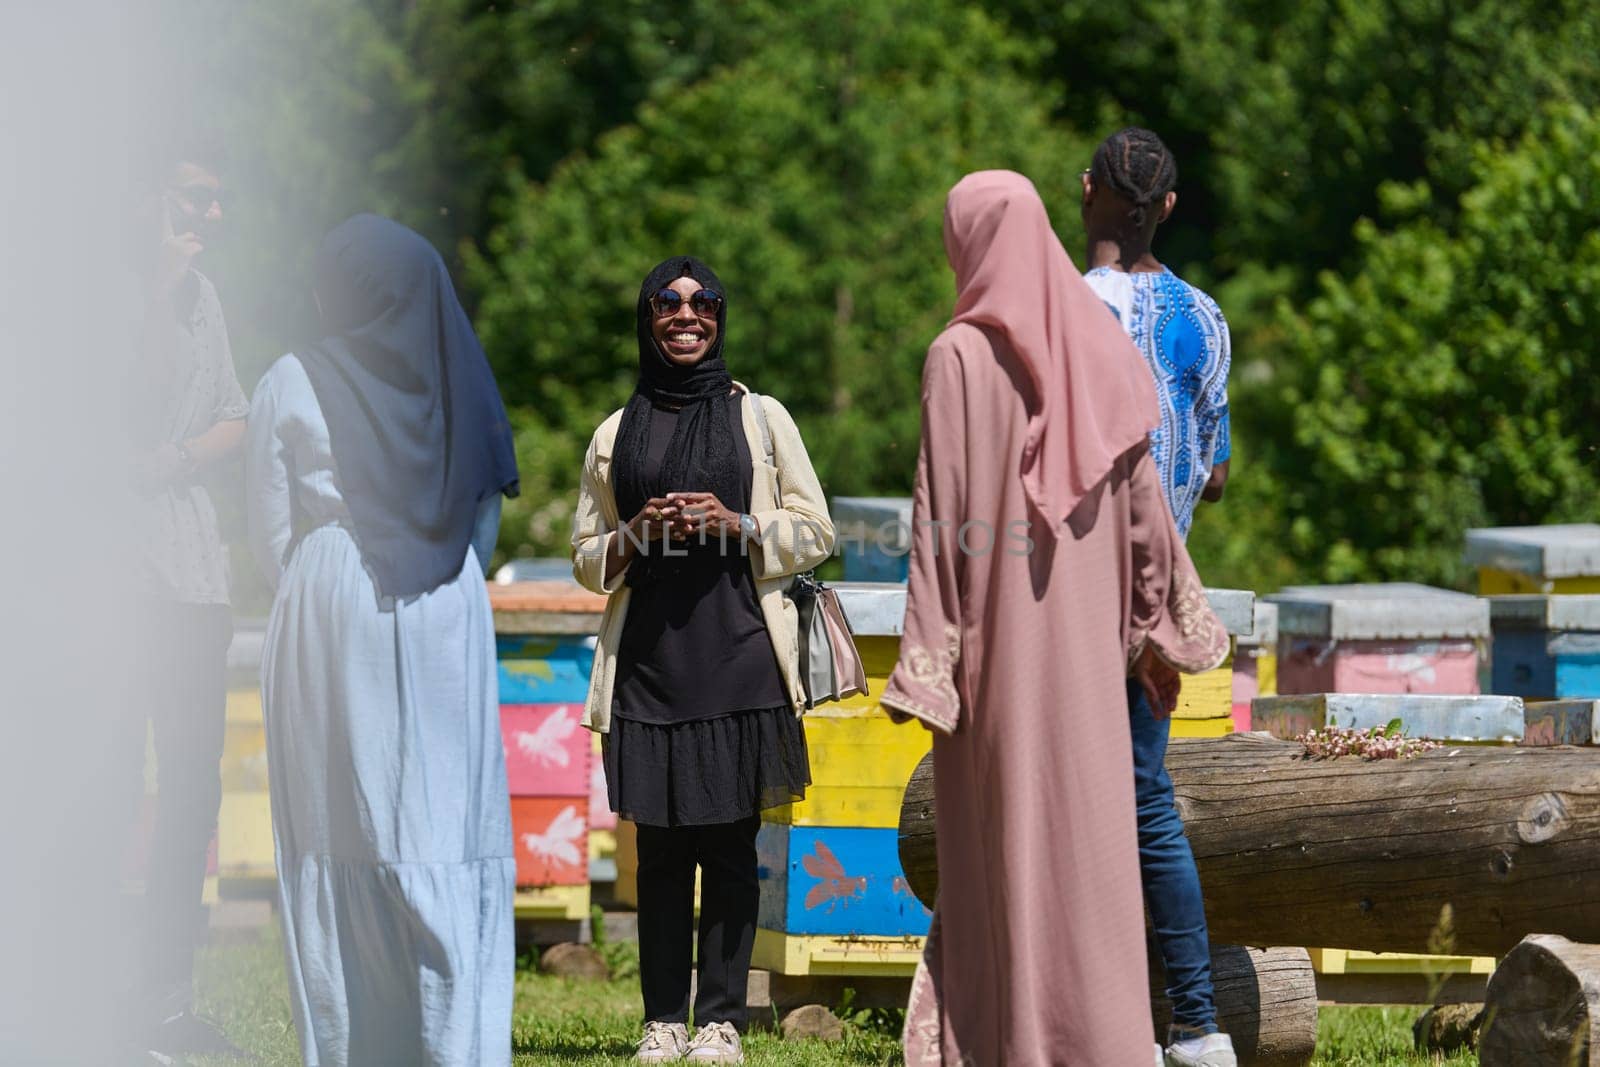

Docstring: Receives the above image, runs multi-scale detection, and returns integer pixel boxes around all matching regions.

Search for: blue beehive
[1489,595,1600,700]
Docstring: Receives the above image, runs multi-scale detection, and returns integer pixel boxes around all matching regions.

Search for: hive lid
[1236,601,1278,648]
[1266,582,1489,640]
[489,579,607,635]
[834,582,908,636]
[1488,595,1600,633]
[1251,692,1524,742]
[1204,589,1255,637]
[1464,524,1600,580]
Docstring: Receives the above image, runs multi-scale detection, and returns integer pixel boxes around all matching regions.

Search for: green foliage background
[171,0,1600,593]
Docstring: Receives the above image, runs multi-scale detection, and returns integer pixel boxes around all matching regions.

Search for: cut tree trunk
[899,733,1600,957]
[1149,940,1318,1066]
[1479,934,1600,1066]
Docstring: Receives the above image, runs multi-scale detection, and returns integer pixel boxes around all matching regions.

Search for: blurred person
[1081,127,1236,1067]
[571,257,833,1064]
[246,215,520,1066]
[122,131,251,1060]
[883,171,1228,1066]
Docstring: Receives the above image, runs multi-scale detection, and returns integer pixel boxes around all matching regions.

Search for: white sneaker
[1165,1032,1237,1067]
[686,1021,744,1063]
[1154,1042,1166,1066]
[637,1021,689,1062]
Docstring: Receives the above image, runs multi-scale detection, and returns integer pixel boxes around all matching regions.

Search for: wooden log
[1149,941,1318,1066]
[899,733,1600,957]
[1479,934,1600,1066]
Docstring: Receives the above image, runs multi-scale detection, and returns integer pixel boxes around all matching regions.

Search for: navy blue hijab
[299,214,519,599]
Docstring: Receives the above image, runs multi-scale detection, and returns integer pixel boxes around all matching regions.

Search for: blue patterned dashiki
[1083,266,1231,540]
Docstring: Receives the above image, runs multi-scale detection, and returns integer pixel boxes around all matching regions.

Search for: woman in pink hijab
[881,170,1229,1066]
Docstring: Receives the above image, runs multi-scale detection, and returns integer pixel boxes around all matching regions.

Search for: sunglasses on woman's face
[168,185,225,213]
[650,288,722,319]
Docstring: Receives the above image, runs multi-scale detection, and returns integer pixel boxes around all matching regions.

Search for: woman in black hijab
[246,215,519,1067]
[572,257,834,1064]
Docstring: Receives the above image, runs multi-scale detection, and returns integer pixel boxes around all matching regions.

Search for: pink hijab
[943,170,1159,526]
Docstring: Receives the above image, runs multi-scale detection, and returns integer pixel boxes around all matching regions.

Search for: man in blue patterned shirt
[1081,130,1230,541]
[1079,127,1237,1067]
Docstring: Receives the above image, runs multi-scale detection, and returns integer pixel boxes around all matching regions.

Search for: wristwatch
[739,513,760,542]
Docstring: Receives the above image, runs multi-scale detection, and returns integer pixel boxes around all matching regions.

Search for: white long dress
[246,354,514,1067]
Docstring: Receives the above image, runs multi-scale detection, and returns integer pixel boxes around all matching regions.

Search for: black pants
[636,815,761,1029]
[119,601,232,1009]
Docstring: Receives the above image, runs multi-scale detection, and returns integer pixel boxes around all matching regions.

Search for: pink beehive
[1268,583,1489,696]
[500,704,589,796]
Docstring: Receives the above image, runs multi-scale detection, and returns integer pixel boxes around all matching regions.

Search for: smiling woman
[570,256,835,1064]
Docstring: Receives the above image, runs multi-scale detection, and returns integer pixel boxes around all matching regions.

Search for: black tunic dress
[604,392,811,827]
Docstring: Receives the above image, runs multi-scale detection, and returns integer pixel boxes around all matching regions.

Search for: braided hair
[1089,127,1177,231]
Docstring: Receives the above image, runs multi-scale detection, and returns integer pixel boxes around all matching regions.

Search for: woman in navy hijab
[246,215,519,1066]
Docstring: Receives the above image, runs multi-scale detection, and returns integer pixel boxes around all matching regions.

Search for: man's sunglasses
[650,288,722,319]
[168,185,225,213]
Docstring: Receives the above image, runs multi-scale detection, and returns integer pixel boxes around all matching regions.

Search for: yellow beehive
[1171,653,1235,739]
[1309,947,1496,978]
[1257,650,1278,697]
[768,714,931,828]
[751,929,923,977]
[513,884,589,921]
[1476,567,1600,596]
[217,688,276,885]
[799,636,897,719]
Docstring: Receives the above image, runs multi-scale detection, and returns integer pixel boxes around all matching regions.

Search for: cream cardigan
[571,383,836,733]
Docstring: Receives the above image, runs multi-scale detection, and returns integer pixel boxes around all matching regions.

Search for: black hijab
[298,214,519,599]
[612,256,741,586]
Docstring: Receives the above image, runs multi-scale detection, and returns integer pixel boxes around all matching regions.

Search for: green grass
[1313,1005,1476,1066]
[193,928,1476,1065]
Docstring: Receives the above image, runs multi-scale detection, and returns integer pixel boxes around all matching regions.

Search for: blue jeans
[1129,678,1218,1036]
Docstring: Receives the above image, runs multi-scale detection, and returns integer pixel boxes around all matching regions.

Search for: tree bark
[899,733,1600,958]
[1149,941,1318,1066]
[1479,934,1600,1066]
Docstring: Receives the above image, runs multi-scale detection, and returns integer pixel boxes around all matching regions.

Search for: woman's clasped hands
[626,492,741,545]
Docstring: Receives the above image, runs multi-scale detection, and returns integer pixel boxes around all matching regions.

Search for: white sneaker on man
[1165,1032,1238,1067]
[1154,1042,1166,1066]
[636,1020,689,1062]
[686,1021,744,1063]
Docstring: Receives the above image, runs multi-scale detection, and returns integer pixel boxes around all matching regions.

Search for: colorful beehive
[1465,523,1600,595]
[489,577,607,922]
[1266,583,1489,695]
[1230,602,1277,732]
[754,582,933,978]
[833,497,912,583]
[1521,698,1600,747]
[1252,691,1519,982]
[1488,595,1600,701]
[1170,589,1255,739]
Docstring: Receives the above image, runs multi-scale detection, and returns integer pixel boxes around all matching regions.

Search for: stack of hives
[1229,602,1277,732]
[752,584,933,978]
[488,579,607,927]
[1470,525,1600,713]
[1171,590,1255,737]
[1266,582,1490,695]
